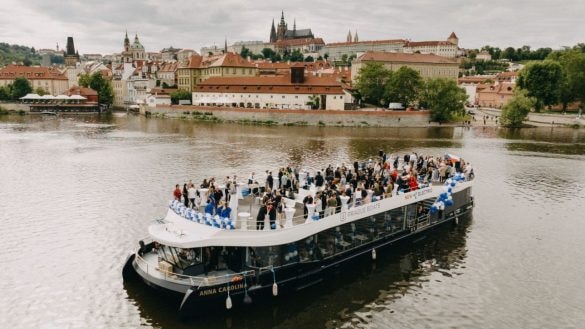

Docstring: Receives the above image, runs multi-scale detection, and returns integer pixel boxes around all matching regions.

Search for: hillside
[0,42,43,66]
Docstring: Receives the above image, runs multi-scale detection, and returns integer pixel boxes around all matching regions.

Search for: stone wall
[145,106,433,127]
[0,103,30,112]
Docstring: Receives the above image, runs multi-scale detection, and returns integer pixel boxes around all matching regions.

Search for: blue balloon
[440,192,448,199]
[448,187,453,193]
[450,182,457,187]
[445,199,454,206]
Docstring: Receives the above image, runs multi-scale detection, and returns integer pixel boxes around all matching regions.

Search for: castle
[269,11,314,43]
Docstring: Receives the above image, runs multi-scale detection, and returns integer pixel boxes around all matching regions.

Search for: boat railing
[134,250,255,287]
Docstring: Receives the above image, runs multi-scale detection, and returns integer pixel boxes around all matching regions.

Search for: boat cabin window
[157,245,202,270]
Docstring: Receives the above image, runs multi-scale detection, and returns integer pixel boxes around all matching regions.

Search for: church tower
[276,11,287,41]
[346,30,352,42]
[269,19,277,43]
[448,32,459,45]
[354,31,359,42]
[64,36,80,67]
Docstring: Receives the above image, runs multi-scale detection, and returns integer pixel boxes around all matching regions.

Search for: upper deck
[149,178,473,248]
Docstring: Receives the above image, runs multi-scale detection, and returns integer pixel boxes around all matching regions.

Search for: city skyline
[1,0,583,55]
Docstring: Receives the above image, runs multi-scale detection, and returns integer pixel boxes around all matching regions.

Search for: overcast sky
[1,0,583,55]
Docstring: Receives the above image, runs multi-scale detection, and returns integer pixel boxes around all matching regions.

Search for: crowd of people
[173,151,474,230]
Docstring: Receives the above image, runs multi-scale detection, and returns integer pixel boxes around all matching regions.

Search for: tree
[306,94,320,109]
[557,51,585,110]
[35,87,47,96]
[317,55,323,61]
[323,53,329,60]
[0,85,12,101]
[78,73,92,88]
[384,66,422,107]
[354,62,392,106]
[304,56,314,62]
[239,47,252,59]
[288,49,304,62]
[23,58,32,66]
[11,77,32,99]
[517,60,562,111]
[261,48,279,62]
[500,91,535,127]
[82,72,114,106]
[420,78,467,122]
[170,89,191,104]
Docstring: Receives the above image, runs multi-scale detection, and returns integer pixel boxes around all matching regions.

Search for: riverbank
[141,105,451,128]
[475,107,584,128]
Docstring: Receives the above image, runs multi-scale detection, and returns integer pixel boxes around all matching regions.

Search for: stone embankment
[476,108,584,127]
[143,105,440,127]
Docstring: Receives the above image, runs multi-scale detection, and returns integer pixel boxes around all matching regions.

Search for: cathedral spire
[347,30,352,42]
[224,36,228,54]
[354,30,359,42]
[270,18,277,43]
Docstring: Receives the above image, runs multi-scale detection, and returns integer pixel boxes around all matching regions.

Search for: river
[1,113,584,329]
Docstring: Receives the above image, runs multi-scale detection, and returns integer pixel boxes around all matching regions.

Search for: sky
[1,0,583,55]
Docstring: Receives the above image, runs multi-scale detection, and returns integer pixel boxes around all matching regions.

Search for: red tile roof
[195,74,344,95]
[0,65,68,80]
[208,52,255,68]
[357,51,458,64]
[64,86,98,96]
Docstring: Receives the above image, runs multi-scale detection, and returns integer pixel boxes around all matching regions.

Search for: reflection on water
[1,114,585,328]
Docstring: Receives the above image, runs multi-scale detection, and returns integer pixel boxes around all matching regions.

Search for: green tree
[288,49,304,62]
[11,77,32,99]
[517,60,562,111]
[420,78,467,122]
[170,89,191,104]
[354,62,392,106]
[0,85,12,100]
[304,56,314,62]
[323,53,329,60]
[34,87,47,96]
[78,73,92,88]
[239,47,252,59]
[384,66,422,107]
[84,72,114,106]
[557,51,585,110]
[500,91,535,127]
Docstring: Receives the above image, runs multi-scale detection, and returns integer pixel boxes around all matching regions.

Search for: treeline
[0,43,42,66]
[354,63,467,122]
[239,47,323,63]
[0,77,34,101]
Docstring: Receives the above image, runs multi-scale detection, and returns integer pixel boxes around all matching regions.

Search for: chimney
[291,65,304,84]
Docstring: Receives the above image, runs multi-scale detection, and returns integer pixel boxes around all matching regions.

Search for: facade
[229,41,274,55]
[476,51,492,61]
[146,94,171,107]
[457,75,496,104]
[0,65,69,95]
[177,52,257,92]
[192,67,347,110]
[352,51,460,81]
[122,32,146,63]
[321,39,406,61]
[403,32,459,58]
[157,62,178,87]
[274,38,325,55]
[476,82,514,108]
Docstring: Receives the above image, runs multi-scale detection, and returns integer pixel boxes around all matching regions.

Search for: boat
[122,154,475,317]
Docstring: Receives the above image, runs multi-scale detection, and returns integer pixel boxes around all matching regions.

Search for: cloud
[3,0,584,54]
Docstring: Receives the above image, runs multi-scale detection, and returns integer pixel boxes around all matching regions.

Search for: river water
[1,113,584,329]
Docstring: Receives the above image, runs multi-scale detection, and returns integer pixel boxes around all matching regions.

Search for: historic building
[63,37,80,68]
[177,52,257,92]
[321,39,406,61]
[0,65,69,95]
[351,51,460,81]
[270,11,314,43]
[122,32,146,63]
[192,65,347,110]
[403,32,459,58]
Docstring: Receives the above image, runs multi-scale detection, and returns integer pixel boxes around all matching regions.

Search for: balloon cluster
[429,173,466,214]
[169,200,235,230]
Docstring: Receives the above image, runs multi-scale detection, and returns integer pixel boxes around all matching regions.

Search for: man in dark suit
[256,204,267,230]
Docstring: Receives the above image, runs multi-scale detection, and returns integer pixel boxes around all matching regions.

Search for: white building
[321,39,406,61]
[146,94,171,107]
[192,66,347,110]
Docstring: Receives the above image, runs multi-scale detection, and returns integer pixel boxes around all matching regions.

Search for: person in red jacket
[173,184,182,201]
[408,175,419,191]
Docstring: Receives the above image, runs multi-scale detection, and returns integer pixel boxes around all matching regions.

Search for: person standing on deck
[267,203,277,229]
[188,183,197,209]
[266,171,274,191]
[182,184,189,207]
[303,193,313,219]
[173,184,182,201]
[256,204,267,230]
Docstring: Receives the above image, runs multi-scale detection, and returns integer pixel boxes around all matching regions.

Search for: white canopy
[69,95,87,100]
[19,93,41,100]
[55,95,70,100]
[41,95,55,100]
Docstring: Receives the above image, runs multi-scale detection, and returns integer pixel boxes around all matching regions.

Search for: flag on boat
[446,153,460,163]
